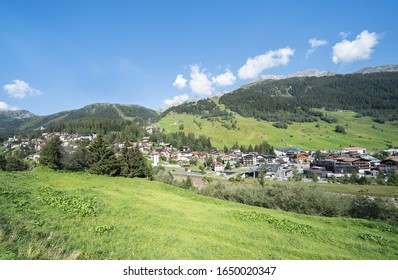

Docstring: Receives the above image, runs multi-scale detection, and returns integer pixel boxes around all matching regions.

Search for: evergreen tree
[119,145,152,178]
[257,169,266,187]
[387,169,398,186]
[62,146,89,171]
[350,170,360,184]
[225,161,232,170]
[312,173,319,182]
[40,136,62,169]
[376,171,386,185]
[87,134,120,176]
[182,176,193,189]
[0,154,6,171]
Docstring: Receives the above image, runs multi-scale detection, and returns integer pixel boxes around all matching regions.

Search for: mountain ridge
[0,103,159,137]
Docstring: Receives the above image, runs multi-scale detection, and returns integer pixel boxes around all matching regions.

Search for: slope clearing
[156,111,397,151]
[1,169,397,259]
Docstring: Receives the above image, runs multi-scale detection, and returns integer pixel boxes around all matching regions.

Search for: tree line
[39,134,152,178]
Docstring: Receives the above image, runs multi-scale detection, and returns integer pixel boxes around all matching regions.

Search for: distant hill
[0,110,35,121]
[0,103,159,138]
[158,67,398,150]
[219,71,398,122]
[261,69,337,80]
[354,64,398,74]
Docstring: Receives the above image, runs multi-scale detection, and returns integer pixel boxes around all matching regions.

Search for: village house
[334,157,371,172]
[242,153,258,166]
[311,159,358,175]
[213,161,225,172]
[176,151,192,162]
[292,151,310,164]
[379,156,398,175]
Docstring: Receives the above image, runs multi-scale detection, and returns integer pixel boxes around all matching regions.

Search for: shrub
[272,122,288,129]
[335,125,346,134]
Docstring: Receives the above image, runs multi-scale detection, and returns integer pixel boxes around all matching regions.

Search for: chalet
[213,162,225,172]
[311,159,358,174]
[177,152,192,162]
[230,149,242,158]
[242,153,258,166]
[335,157,370,171]
[380,156,398,175]
[360,155,381,168]
[292,152,309,164]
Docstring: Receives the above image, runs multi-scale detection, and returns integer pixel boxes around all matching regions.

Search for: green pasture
[0,169,397,260]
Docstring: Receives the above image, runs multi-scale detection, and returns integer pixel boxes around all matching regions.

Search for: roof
[360,155,381,162]
[343,147,366,151]
[335,157,360,162]
[384,156,398,163]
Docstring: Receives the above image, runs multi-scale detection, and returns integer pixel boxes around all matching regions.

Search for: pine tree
[257,169,266,187]
[0,154,6,171]
[387,169,398,186]
[119,145,151,178]
[40,136,62,169]
[182,176,193,189]
[87,134,119,176]
[225,161,232,170]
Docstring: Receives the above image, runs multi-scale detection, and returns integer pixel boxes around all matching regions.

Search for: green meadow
[1,168,397,260]
[155,111,398,151]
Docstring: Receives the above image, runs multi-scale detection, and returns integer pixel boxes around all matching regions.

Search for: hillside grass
[155,111,397,151]
[1,169,397,260]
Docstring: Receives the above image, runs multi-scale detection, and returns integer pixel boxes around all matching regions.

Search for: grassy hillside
[1,169,397,259]
[156,110,397,151]
[220,72,398,122]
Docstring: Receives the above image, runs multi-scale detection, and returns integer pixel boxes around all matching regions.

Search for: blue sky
[0,0,397,115]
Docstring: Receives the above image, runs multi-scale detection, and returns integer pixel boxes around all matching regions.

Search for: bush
[320,115,338,123]
[335,125,346,134]
[272,122,288,129]
[5,156,29,171]
[197,183,397,224]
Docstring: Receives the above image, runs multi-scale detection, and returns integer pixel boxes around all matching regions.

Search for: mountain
[0,103,159,137]
[261,69,337,80]
[0,109,35,121]
[157,69,398,150]
[219,71,398,123]
[354,64,398,74]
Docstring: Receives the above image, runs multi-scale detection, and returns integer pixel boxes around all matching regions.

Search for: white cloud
[189,64,213,96]
[172,74,188,89]
[309,38,328,48]
[163,94,190,109]
[238,47,295,79]
[306,38,328,59]
[212,70,236,86]
[3,80,43,99]
[0,101,19,111]
[332,30,380,64]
